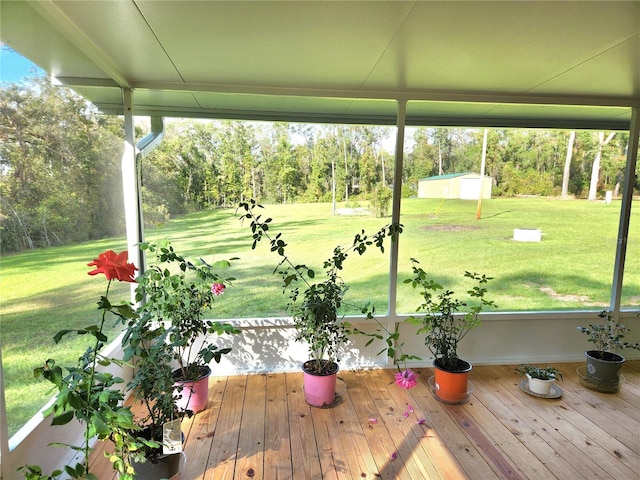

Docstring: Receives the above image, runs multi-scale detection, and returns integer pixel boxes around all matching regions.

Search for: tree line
[0,75,632,253]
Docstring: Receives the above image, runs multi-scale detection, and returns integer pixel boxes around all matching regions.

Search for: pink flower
[407,404,414,413]
[369,418,378,424]
[394,369,417,389]
[390,452,398,461]
[211,283,225,296]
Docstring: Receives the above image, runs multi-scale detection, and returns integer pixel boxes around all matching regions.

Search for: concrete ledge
[513,228,542,242]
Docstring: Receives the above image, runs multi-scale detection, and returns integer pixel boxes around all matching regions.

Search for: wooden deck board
[181,375,226,480]
[410,369,498,479]
[340,370,407,480]
[310,403,343,479]
[287,372,322,480]
[470,368,586,479]
[233,374,266,480]
[475,366,617,479]
[485,365,639,480]
[87,361,640,480]
[556,376,640,444]
[362,368,442,480]
[203,375,247,479]
[329,372,379,479]
[88,438,117,480]
[263,373,293,480]
[380,367,471,480]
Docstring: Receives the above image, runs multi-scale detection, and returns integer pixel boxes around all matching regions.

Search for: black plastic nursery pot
[131,428,185,480]
[583,350,625,393]
[302,359,339,408]
[132,451,183,480]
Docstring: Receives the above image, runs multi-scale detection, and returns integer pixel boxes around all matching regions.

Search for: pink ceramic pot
[302,360,338,408]
[173,365,211,414]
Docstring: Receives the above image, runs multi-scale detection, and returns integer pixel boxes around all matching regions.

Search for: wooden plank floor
[90,361,640,479]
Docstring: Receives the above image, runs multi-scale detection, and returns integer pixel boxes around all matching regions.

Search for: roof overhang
[2,1,639,129]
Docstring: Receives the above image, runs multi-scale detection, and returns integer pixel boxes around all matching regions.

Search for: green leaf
[66,392,84,410]
[52,330,75,344]
[92,416,110,437]
[89,329,108,342]
[51,410,74,426]
[63,465,77,478]
[141,438,162,449]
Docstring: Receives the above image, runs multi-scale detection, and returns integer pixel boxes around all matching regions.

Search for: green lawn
[1,197,639,436]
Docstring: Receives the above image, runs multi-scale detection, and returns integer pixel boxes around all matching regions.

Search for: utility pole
[476,129,488,220]
[331,154,336,216]
[561,131,576,198]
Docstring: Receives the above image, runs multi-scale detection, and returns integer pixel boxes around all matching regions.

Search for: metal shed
[418,173,493,200]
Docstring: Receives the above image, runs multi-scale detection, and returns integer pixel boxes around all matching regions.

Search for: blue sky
[1,45,44,83]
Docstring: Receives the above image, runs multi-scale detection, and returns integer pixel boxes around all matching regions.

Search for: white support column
[386,99,407,365]
[0,349,11,479]
[610,107,640,314]
[121,89,144,299]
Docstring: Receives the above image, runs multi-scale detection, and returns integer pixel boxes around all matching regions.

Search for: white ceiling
[1,0,639,128]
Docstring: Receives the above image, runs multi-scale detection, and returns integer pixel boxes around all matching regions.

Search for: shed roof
[420,173,492,182]
[1,1,638,129]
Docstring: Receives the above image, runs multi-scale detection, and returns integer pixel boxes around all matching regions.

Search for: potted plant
[238,199,402,407]
[577,310,640,392]
[516,364,562,395]
[405,258,496,404]
[19,250,148,480]
[120,316,185,479]
[134,240,241,414]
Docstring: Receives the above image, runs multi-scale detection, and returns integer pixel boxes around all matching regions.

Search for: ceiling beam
[129,81,640,109]
[93,102,631,131]
[29,0,131,88]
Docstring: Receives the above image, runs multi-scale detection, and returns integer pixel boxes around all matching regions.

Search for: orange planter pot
[433,359,472,404]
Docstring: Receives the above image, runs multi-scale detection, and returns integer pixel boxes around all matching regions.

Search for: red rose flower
[87,250,137,282]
